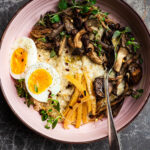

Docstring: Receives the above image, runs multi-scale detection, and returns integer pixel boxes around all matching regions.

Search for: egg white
[10,37,37,79]
[25,62,60,103]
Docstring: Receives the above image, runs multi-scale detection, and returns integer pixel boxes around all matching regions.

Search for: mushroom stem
[114,47,128,72]
[74,29,86,48]
[58,36,66,56]
[86,43,102,65]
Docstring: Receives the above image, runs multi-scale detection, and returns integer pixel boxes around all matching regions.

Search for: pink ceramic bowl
[0,0,150,143]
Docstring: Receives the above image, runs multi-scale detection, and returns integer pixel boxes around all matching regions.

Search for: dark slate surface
[0,0,150,149]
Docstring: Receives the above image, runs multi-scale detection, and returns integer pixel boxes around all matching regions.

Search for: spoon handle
[104,73,120,150]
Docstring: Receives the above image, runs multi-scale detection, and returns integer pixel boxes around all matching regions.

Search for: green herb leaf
[112,31,121,48]
[72,0,76,5]
[42,114,48,121]
[60,31,66,37]
[52,119,58,129]
[54,103,60,112]
[137,89,144,93]
[34,85,38,93]
[50,14,60,23]
[89,0,96,5]
[130,37,135,41]
[48,109,52,112]
[50,50,56,58]
[26,99,34,107]
[124,27,131,33]
[58,0,68,11]
[18,79,25,83]
[93,30,98,34]
[132,94,140,99]
[45,124,50,129]
[81,6,90,13]
[126,41,140,53]
[102,17,105,21]
[103,12,109,16]
[132,89,144,99]
[51,94,55,97]
[37,37,47,43]
[47,118,53,124]
[112,30,121,39]
[52,116,61,129]
[40,110,46,115]
[49,99,59,104]
[91,9,99,15]
[97,44,102,56]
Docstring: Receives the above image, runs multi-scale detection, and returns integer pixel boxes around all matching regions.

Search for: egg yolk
[28,69,52,94]
[11,48,28,74]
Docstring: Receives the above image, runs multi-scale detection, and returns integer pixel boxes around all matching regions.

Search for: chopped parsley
[50,14,60,23]
[132,89,144,99]
[34,85,38,93]
[126,37,140,53]
[40,107,61,129]
[37,37,47,43]
[48,99,60,112]
[50,49,56,58]
[94,42,102,56]
[15,79,33,107]
[58,0,68,11]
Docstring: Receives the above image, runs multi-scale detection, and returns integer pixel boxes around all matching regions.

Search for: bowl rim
[0,0,150,144]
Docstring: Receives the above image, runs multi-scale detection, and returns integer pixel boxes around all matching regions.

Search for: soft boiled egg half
[10,37,37,79]
[25,62,60,103]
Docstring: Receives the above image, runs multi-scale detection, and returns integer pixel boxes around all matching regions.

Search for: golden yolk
[28,69,52,94]
[11,48,28,74]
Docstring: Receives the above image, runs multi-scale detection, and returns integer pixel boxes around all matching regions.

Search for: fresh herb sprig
[40,0,98,25]
[94,42,102,56]
[126,37,140,53]
[37,37,47,43]
[112,27,132,49]
[48,98,60,112]
[40,95,61,129]
[131,89,144,99]
[40,109,61,129]
[50,49,56,58]
[15,79,33,107]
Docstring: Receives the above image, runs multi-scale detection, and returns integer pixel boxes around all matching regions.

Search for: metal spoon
[104,49,121,150]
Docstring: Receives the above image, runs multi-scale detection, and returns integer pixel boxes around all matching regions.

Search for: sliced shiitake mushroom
[63,16,75,34]
[68,36,74,48]
[49,24,64,40]
[72,48,84,55]
[93,77,105,100]
[36,41,52,50]
[126,63,142,85]
[74,29,87,48]
[121,34,126,47]
[86,43,102,64]
[114,47,128,72]
[58,36,66,56]
[30,25,51,38]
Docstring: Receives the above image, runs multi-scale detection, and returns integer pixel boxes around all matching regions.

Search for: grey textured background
[0,0,150,150]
